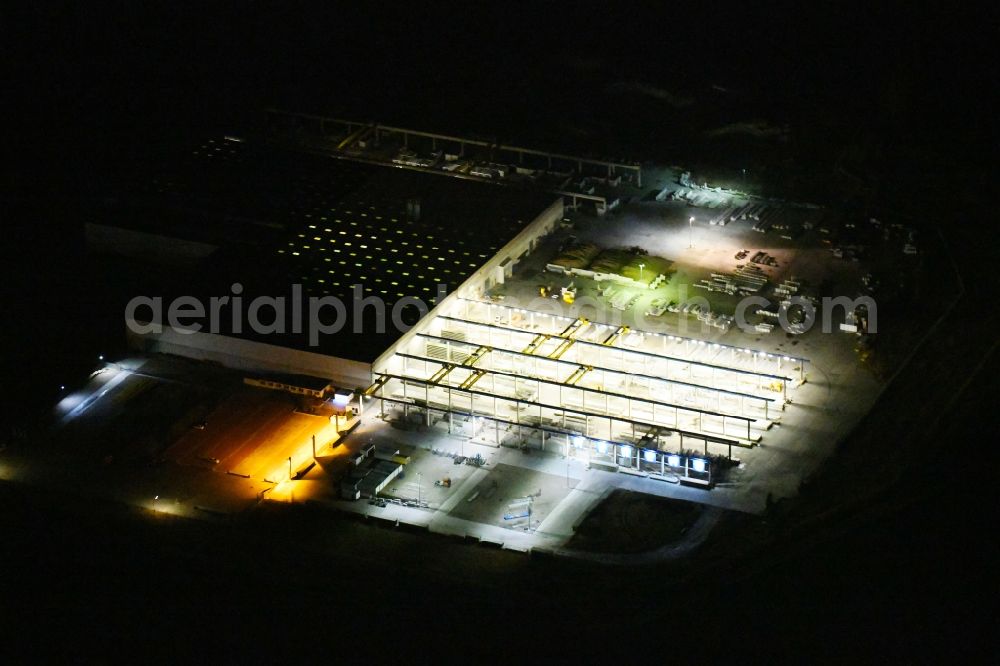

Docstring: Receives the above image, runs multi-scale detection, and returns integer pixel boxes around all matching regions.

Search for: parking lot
[166,387,336,481]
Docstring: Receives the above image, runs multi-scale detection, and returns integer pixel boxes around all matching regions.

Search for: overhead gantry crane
[428,363,456,385]
[601,325,629,346]
[336,123,375,150]
[364,374,390,396]
[522,333,551,355]
[563,365,593,386]
[458,368,488,390]
[428,344,491,386]
[552,323,620,385]
[547,317,590,360]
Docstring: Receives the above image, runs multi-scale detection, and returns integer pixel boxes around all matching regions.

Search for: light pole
[416,472,422,505]
[288,456,293,481]
[638,262,645,284]
[688,216,694,249]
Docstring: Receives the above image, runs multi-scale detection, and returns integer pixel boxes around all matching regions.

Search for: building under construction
[119,126,809,485]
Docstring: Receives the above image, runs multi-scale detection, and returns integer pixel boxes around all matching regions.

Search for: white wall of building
[126,320,372,390]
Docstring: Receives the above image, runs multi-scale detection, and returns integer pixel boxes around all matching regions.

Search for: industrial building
[363,287,806,484]
[116,127,812,488]
[101,134,560,364]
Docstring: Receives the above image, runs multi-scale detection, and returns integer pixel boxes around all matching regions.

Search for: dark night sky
[4,3,992,175]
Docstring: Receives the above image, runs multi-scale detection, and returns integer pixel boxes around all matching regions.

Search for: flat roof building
[243,373,335,398]
[104,136,561,364]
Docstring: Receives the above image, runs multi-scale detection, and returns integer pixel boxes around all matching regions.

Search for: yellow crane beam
[466,345,491,366]
[363,374,390,396]
[548,338,576,360]
[458,369,487,390]
[558,317,590,339]
[564,365,593,385]
[336,124,374,151]
[522,333,550,355]
[602,325,629,346]
[428,363,456,386]
[547,317,590,359]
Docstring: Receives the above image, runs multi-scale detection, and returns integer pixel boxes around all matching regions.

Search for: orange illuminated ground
[166,388,339,481]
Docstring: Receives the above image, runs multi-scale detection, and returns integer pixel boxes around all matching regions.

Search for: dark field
[569,490,703,554]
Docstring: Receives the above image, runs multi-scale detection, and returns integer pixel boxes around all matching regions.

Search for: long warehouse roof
[98,136,558,362]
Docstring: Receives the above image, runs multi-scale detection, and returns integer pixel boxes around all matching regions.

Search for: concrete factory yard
[291,416,722,549]
[446,463,578,530]
[166,387,337,481]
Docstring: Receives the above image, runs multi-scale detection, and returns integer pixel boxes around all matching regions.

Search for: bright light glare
[692,459,706,473]
[667,455,681,467]
[643,449,656,462]
[55,392,86,414]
